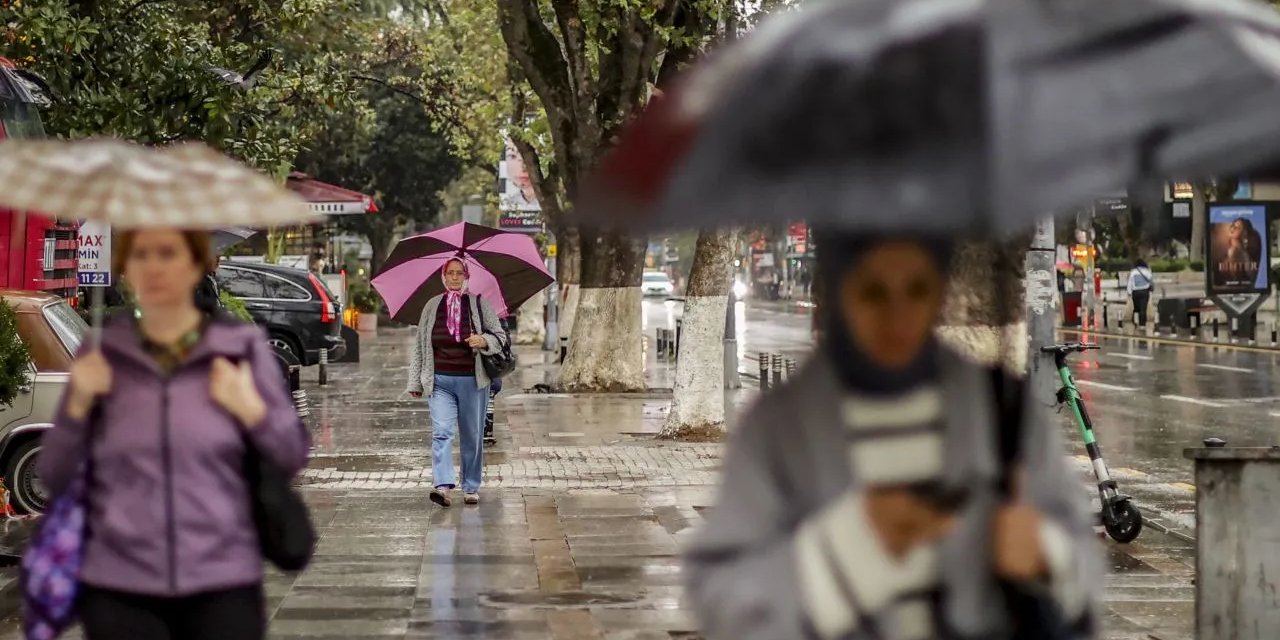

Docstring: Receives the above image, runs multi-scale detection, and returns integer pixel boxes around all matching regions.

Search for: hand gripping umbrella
[372,222,553,323]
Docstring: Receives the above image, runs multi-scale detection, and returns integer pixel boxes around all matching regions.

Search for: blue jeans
[429,374,486,493]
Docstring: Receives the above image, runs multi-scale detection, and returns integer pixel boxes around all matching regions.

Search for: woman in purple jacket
[37,228,310,640]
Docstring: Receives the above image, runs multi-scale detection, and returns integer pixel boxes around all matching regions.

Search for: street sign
[547,244,557,258]
[77,221,112,287]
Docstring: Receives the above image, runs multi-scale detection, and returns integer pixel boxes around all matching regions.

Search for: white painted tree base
[558,284,581,343]
[558,287,645,392]
[515,290,546,345]
[935,321,1027,376]
[662,295,729,435]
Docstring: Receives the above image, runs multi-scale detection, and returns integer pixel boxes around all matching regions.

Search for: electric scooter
[1041,342,1144,543]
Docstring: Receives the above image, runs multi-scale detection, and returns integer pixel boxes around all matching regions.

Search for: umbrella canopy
[213,227,258,252]
[372,222,553,323]
[581,0,1280,233]
[0,138,316,229]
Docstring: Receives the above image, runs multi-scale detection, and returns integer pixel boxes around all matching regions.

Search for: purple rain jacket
[37,314,310,597]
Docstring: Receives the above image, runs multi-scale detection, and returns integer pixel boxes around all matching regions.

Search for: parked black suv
[214,262,346,366]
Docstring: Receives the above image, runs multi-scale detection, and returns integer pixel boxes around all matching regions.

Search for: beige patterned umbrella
[0,137,316,229]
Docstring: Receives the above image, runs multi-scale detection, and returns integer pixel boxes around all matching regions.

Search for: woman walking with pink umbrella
[375,222,548,506]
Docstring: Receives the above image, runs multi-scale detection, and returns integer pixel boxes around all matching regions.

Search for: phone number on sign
[78,272,112,286]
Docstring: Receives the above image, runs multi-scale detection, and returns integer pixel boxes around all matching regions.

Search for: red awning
[286,172,378,215]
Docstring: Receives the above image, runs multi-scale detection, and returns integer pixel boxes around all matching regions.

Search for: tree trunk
[662,229,733,437]
[367,226,395,277]
[557,228,646,392]
[515,289,546,345]
[1190,184,1207,262]
[936,240,1027,373]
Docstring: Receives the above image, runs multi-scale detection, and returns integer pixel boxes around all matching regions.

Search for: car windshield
[643,274,670,283]
[43,301,88,356]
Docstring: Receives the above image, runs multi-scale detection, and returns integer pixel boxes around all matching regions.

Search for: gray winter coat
[406,293,508,395]
[683,348,1102,640]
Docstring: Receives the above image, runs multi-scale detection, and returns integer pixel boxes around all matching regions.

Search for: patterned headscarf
[442,258,469,342]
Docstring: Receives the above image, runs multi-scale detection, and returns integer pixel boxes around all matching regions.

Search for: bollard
[1192,314,1201,340]
[560,336,569,363]
[667,329,678,361]
[1272,323,1277,347]
[656,329,667,357]
[1212,317,1220,342]
[1184,445,1280,639]
[771,353,783,387]
[318,347,328,386]
[759,353,770,391]
[1231,317,1240,344]
[1102,303,1109,329]
[785,358,797,379]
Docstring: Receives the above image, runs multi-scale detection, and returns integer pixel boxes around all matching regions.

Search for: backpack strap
[990,366,1025,498]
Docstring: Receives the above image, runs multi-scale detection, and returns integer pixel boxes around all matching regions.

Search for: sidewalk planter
[357,312,378,333]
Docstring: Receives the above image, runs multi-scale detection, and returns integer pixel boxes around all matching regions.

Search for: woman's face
[837,241,946,369]
[123,229,205,310]
[1229,219,1244,240]
[443,260,467,292]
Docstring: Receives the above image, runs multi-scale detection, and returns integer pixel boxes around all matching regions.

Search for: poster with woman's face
[1208,205,1268,293]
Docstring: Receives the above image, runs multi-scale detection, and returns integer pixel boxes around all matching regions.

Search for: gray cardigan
[406,293,508,395]
[683,350,1102,640]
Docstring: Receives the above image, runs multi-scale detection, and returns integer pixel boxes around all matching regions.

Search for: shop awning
[285,172,378,215]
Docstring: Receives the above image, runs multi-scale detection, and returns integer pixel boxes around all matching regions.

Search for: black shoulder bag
[470,295,516,379]
[990,368,1093,640]
[234,334,315,572]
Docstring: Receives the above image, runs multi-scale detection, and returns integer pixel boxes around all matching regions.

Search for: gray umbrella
[583,0,1280,232]
[213,227,257,252]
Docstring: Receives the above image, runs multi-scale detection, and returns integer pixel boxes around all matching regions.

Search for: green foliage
[1,0,362,172]
[0,300,31,409]
[219,290,254,322]
[295,16,464,273]
[346,281,381,313]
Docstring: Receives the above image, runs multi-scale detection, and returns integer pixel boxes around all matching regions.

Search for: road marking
[1074,380,1139,392]
[1171,482,1196,494]
[1269,411,1280,418]
[1197,363,1254,373]
[1160,394,1228,408]
[1108,353,1154,361]
[547,432,586,438]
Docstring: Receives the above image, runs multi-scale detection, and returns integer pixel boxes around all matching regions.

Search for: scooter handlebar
[1040,342,1100,354]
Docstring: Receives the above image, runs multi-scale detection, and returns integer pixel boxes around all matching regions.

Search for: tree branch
[495,0,574,123]
[549,0,598,134]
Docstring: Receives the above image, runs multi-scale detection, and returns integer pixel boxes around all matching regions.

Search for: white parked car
[642,272,675,297]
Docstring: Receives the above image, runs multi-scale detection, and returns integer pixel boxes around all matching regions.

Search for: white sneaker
[463,493,480,505]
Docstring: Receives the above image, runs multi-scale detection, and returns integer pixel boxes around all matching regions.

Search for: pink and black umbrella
[372,222,553,323]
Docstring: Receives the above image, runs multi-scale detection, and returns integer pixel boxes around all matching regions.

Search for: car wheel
[269,334,302,359]
[6,439,48,515]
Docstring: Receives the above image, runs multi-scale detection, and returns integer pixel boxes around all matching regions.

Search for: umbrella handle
[89,286,105,349]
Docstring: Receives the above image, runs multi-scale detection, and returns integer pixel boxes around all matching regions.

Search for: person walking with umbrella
[405,257,508,507]
[0,138,320,640]
[37,228,310,640]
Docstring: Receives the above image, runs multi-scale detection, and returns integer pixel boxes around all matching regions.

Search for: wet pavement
[0,303,1209,639]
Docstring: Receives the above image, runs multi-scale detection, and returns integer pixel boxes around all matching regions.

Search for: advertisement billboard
[1207,203,1268,294]
[499,139,541,213]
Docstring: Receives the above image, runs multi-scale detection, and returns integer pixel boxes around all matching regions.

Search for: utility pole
[543,231,559,352]
[1026,216,1058,399]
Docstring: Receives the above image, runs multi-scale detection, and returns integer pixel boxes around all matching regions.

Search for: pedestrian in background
[406,258,508,507]
[38,229,309,640]
[484,315,512,447]
[1127,259,1153,327]
[684,230,1101,640]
